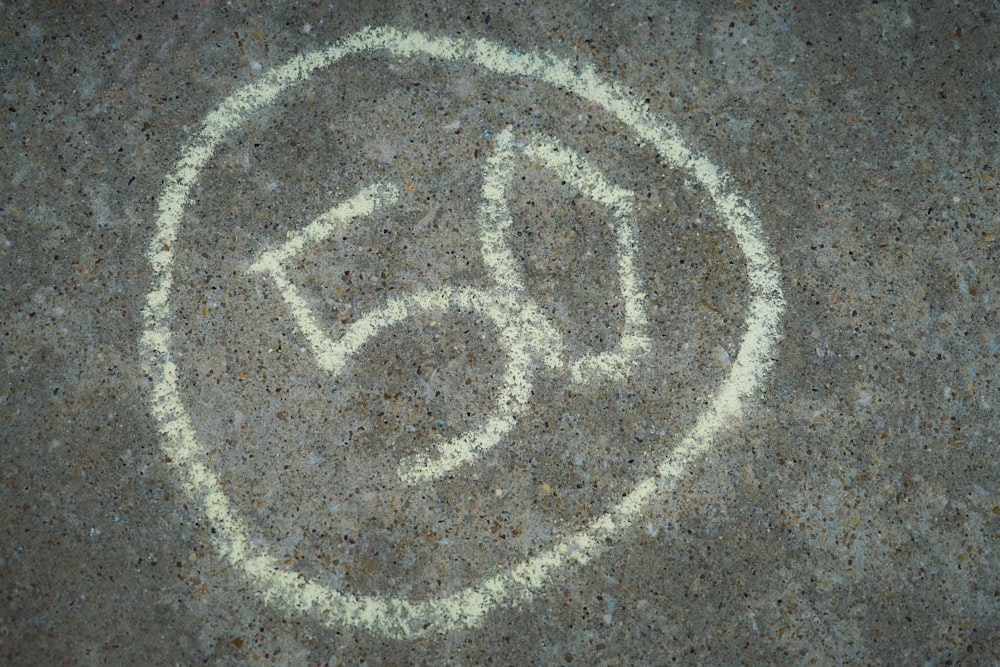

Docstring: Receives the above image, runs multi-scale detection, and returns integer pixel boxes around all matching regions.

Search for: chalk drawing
[141,27,785,639]
[248,127,648,484]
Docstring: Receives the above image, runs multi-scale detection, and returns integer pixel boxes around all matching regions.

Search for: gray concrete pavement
[2,2,998,664]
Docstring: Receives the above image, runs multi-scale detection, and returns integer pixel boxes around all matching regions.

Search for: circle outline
[141,26,785,639]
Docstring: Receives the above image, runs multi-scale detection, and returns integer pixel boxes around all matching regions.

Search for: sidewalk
[2,2,997,664]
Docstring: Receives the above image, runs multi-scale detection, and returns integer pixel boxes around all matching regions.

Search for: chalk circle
[141,26,785,639]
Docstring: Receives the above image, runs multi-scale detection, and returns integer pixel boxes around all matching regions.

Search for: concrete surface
[2,1,998,664]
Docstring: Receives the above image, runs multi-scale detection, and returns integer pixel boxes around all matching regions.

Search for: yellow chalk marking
[141,26,785,640]
[517,132,650,382]
[248,183,401,373]
[248,125,647,484]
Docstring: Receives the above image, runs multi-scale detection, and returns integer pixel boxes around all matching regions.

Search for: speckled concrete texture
[2,1,998,664]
